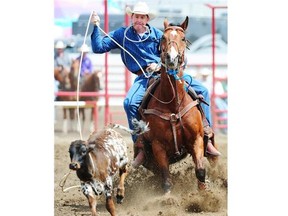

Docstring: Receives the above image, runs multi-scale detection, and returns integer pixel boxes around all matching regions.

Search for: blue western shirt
[91,24,163,73]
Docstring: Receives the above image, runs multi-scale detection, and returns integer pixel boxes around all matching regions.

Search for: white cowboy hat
[126,1,156,20]
[55,40,66,49]
[79,44,90,52]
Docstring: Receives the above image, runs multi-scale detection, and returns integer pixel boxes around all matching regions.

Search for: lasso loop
[96,20,155,79]
[124,25,151,43]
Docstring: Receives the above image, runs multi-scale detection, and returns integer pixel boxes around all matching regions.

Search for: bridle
[160,26,187,71]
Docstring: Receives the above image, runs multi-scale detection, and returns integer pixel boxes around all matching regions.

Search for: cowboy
[90,1,220,168]
[76,43,93,78]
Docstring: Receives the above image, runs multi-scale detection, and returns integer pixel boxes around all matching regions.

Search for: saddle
[138,77,214,157]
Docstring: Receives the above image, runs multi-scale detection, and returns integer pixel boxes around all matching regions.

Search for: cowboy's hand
[91,11,100,26]
[146,63,160,72]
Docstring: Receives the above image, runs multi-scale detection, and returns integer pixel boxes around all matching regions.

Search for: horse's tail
[109,118,149,135]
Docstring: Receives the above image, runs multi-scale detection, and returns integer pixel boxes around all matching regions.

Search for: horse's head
[161,16,189,71]
[54,67,71,90]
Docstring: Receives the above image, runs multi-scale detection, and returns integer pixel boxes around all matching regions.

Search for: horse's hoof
[163,183,172,194]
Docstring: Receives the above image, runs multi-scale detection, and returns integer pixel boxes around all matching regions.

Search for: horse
[54,66,77,133]
[69,58,102,132]
[136,16,218,194]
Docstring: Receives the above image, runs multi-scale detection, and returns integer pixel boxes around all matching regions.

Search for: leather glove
[91,11,100,26]
[146,63,161,72]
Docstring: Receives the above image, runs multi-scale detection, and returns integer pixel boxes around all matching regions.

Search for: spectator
[54,40,72,73]
[76,43,93,77]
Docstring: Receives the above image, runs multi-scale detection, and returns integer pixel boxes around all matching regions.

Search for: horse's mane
[167,22,191,49]
[168,23,181,27]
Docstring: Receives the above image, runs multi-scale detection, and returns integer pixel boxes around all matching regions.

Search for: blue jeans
[123,74,149,142]
[123,73,212,143]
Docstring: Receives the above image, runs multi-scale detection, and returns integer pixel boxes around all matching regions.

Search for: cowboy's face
[57,48,64,53]
[131,13,149,33]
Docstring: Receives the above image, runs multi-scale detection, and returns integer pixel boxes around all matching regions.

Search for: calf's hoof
[116,194,124,204]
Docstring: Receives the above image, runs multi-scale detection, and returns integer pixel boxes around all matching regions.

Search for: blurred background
[54,0,227,135]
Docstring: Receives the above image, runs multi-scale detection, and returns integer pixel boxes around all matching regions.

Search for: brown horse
[69,59,102,132]
[54,66,77,133]
[136,16,218,194]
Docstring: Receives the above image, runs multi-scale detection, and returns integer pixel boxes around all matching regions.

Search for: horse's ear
[164,18,169,29]
[181,16,189,31]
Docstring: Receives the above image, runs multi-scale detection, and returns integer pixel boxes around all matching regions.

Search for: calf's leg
[106,196,116,216]
[104,178,116,216]
[81,183,97,216]
[116,165,128,204]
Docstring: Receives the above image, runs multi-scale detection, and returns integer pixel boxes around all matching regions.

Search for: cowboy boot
[204,125,221,156]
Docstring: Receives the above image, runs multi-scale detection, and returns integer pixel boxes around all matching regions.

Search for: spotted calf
[69,125,129,216]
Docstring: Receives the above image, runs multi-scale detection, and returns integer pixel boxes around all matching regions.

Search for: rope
[59,12,93,192]
[96,20,154,79]
[59,170,81,192]
[75,12,94,140]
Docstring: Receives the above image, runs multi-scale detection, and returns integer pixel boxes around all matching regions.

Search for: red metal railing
[206,4,228,132]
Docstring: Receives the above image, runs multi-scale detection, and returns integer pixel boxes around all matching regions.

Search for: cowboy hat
[55,40,66,49]
[126,1,156,20]
[79,44,90,52]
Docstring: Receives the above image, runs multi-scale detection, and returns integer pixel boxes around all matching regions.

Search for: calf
[69,126,130,216]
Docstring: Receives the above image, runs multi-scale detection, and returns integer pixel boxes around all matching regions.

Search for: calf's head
[69,140,94,170]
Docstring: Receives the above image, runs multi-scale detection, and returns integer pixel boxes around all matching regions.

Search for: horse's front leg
[192,135,206,190]
[152,140,172,194]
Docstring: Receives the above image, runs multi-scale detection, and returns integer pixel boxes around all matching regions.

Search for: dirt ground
[54,108,227,216]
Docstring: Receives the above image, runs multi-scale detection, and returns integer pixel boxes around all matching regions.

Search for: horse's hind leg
[192,135,206,190]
